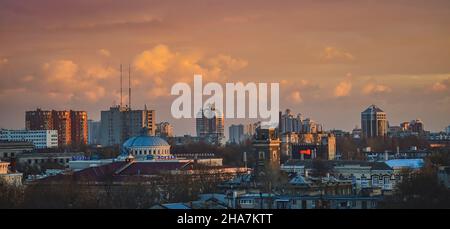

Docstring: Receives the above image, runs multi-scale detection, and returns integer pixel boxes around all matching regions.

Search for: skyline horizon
[2,101,448,137]
[1,0,449,135]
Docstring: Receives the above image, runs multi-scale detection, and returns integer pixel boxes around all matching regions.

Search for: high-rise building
[0,129,58,149]
[243,122,259,142]
[196,104,224,145]
[51,110,71,146]
[409,119,424,133]
[156,122,174,138]
[361,105,388,138]
[70,111,88,145]
[280,109,303,134]
[446,125,450,134]
[99,106,156,146]
[25,109,88,146]
[26,109,52,130]
[87,120,101,145]
[279,109,322,135]
[229,124,244,144]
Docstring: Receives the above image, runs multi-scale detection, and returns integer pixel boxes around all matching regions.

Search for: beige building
[0,161,22,186]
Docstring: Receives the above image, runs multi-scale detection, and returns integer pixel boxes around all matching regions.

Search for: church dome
[123,135,169,148]
[122,135,171,158]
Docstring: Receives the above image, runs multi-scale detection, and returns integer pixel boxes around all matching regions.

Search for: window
[372,176,379,187]
[239,199,253,205]
[259,151,265,160]
[384,176,390,185]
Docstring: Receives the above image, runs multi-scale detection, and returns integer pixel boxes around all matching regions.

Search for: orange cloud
[362,83,392,95]
[320,46,355,62]
[334,81,352,97]
[0,58,8,66]
[432,81,448,92]
[289,90,303,103]
[97,49,111,57]
[133,44,248,99]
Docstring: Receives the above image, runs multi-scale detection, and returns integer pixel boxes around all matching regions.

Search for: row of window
[26,158,70,164]
[130,148,170,155]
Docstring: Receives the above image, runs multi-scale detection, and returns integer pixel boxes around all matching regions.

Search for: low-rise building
[0,160,23,186]
[1,129,58,149]
[227,192,382,209]
[17,152,84,167]
[0,140,34,160]
[281,160,398,192]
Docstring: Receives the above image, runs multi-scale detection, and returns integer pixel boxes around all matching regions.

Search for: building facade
[229,124,244,144]
[87,120,101,145]
[196,104,225,145]
[0,141,34,160]
[70,111,88,145]
[156,122,174,138]
[99,106,156,146]
[361,105,388,138]
[25,109,88,146]
[253,128,281,169]
[0,129,58,149]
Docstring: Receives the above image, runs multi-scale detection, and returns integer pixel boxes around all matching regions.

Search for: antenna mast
[128,64,131,110]
[120,64,123,108]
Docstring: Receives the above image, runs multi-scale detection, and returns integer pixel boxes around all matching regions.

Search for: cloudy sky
[0,0,449,135]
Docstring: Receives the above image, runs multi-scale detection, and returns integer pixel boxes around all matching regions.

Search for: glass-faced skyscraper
[361,105,388,138]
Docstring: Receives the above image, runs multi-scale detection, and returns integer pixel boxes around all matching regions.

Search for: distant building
[280,109,302,134]
[409,119,424,133]
[169,135,201,146]
[121,134,171,159]
[364,147,432,161]
[99,105,156,146]
[244,122,258,139]
[87,120,101,145]
[279,109,323,135]
[281,160,398,192]
[156,122,174,138]
[229,124,244,144]
[17,152,83,167]
[0,129,58,149]
[352,127,363,139]
[253,128,281,169]
[361,105,388,138]
[0,140,34,160]
[196,104,225,145]
[291,134,336,160]
[25,109,88,146]
[446,125,450,134]
[70,111,88,145]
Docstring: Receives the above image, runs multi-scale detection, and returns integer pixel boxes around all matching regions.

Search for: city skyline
[1,0,449,134]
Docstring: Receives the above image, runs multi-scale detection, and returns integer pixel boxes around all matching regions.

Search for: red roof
[118,162,190,176]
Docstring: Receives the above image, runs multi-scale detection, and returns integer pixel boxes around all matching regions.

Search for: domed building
[122,134,171,158]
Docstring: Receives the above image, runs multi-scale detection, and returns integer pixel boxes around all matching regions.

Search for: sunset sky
[1,0,449,135]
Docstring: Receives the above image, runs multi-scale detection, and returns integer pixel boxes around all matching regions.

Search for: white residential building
[0,129,58,149]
